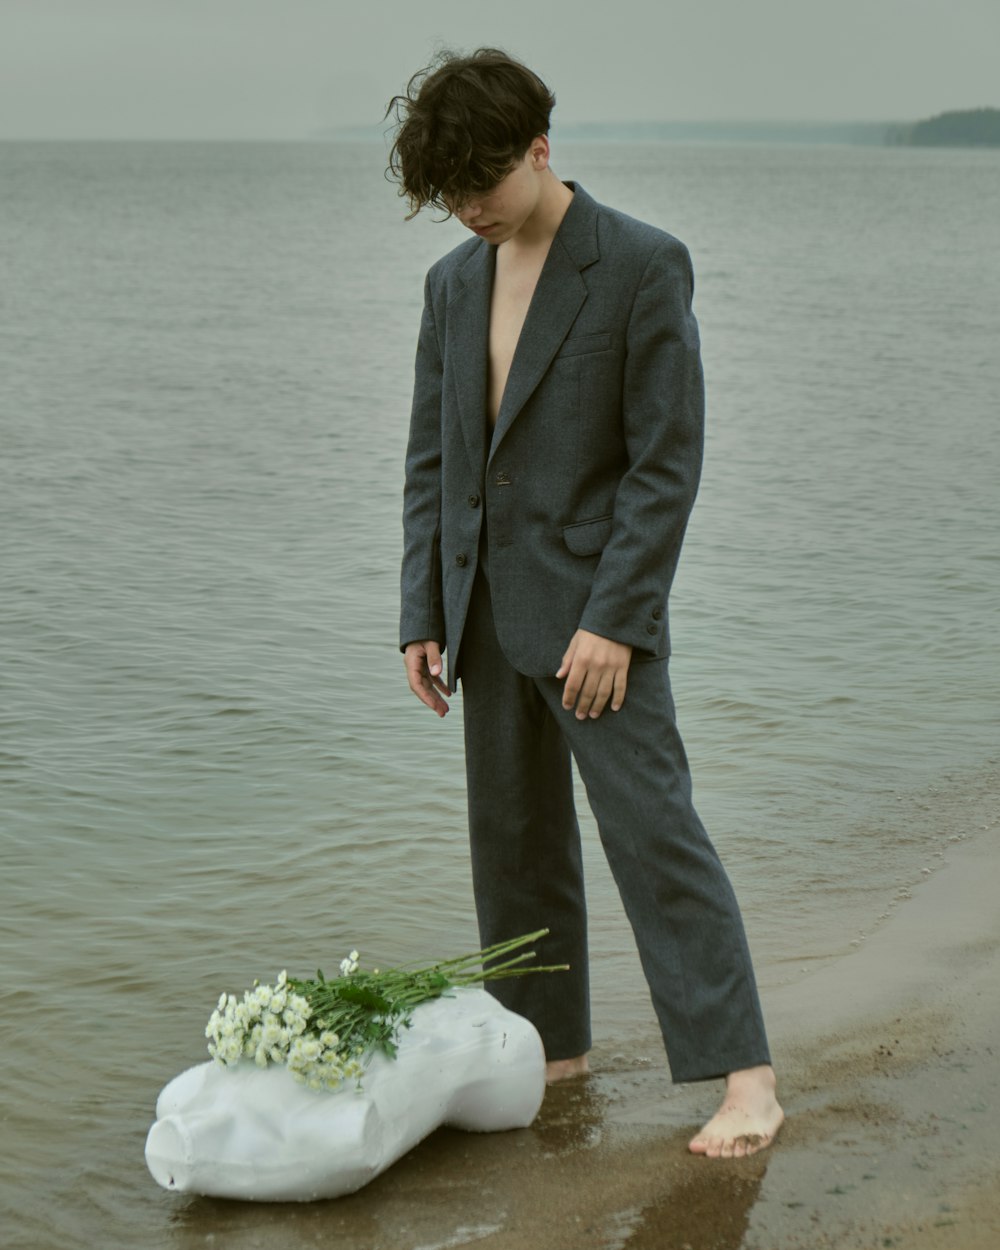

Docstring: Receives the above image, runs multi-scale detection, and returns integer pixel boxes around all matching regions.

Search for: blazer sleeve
[576,237,705,650]
[399,273,447,651]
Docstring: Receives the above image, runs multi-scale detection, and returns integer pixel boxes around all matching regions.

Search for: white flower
[339,950,360,976]
[218,1037,242,1066]
[284,992,311,1023]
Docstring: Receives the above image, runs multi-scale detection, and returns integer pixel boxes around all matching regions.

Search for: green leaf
[332,982,395,1013]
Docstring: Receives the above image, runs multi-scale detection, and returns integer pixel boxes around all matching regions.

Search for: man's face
[447,145,545,245]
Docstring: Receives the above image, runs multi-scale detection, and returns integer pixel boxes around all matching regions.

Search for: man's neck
[506,170,574,253]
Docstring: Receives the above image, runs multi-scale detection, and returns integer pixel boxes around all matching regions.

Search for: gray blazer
[400,183,705,693]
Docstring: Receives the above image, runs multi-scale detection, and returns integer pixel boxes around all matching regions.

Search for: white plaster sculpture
[145,987,545,1201]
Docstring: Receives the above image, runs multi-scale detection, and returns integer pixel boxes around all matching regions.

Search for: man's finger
[404,643,450,716]
[423,661,452,698]
[411,674,449,716]
[611,667,628,712]
[555,640,576,680]
[588,670,616,719]
[572,668,602,719]
[404,658,435,702]
[423,641,451,693]
[561,664,583,710]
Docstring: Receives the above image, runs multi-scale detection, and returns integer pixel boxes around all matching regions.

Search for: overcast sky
[1,0,997,140]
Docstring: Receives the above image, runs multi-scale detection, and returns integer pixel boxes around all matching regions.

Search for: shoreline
[167,768,1000,1250]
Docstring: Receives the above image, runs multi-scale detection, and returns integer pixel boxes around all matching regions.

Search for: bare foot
[688,1064,784,1158]
[545,1054,590,1084]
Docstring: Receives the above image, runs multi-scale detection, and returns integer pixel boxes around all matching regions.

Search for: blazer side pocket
[556,332,613,359]
[563,514,614,556]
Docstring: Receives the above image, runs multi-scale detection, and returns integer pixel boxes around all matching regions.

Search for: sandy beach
[154,767,999,1250]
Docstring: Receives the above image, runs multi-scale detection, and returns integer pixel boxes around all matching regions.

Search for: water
[1,139,998,1247]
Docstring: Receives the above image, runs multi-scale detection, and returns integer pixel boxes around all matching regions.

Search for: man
[386,48,783,1158]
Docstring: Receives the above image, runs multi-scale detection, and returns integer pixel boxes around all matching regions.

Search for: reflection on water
[1,139,998,1247]
[530,1077,610,1154]
[601,1162,768,1250]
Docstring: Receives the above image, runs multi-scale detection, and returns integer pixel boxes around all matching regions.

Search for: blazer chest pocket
[563,514,613,556]
[556,332,613,359]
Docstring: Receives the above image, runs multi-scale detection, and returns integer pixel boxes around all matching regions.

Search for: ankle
[544,1053,590,1083]
[726,1064,777,1095]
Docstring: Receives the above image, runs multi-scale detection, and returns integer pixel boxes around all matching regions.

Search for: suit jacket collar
[492,182,599,458]
[449,183,602,473]
[450,241,494,481]
[547,181,601,270]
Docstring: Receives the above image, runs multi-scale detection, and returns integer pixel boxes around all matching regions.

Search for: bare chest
[487,255,546,426]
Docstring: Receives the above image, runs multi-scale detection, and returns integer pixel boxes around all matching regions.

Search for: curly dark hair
[385,48,556,218]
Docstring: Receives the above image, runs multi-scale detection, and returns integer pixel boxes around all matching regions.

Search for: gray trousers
[459,569,771,1083]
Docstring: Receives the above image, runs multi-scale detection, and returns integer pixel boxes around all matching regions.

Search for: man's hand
[556,629,632,719]
[404,640,452,717]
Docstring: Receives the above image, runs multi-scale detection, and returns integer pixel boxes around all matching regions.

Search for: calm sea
[1,139,998,1247]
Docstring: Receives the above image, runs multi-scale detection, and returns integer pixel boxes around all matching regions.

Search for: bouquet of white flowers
[205,930,563,1092]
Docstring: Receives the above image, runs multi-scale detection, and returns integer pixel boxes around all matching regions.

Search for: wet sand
[161,771,1000,1250]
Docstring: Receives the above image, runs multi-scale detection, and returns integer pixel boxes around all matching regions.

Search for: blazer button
[468,494,480,508]
[652,608,663,620]
[646,623,658,635]
[455,553,468,568]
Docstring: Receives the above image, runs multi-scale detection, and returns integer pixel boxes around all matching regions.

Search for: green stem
[282,930,567,1069]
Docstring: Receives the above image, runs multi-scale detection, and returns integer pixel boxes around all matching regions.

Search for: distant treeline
[887,108,1000,147]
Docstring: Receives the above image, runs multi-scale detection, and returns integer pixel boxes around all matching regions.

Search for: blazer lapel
[489,184,600,461]
[448,242,495,477]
